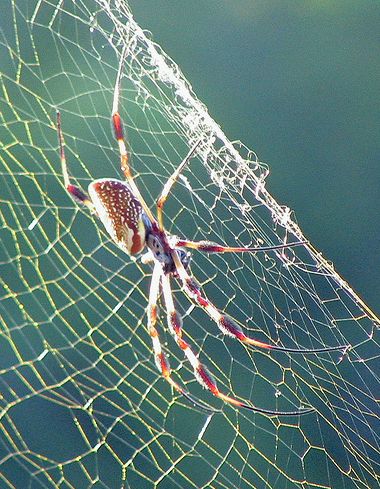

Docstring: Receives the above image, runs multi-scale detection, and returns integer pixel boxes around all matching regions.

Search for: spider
[56,65,347,417]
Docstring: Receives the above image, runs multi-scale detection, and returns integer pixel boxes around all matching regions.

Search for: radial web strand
[0,1,379,488]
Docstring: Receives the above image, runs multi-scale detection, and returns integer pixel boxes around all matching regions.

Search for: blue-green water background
[130,0,380,314]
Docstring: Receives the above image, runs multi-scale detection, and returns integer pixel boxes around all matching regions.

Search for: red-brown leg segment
[147,264,217,413]
[171,250,349,354]
[111,110,155,224]
[56,111,95,211]
[174,239,307,254]
[161,273,313,416]
[111,57,155,224]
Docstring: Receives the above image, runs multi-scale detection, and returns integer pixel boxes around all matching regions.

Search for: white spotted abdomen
[88,178,147,255]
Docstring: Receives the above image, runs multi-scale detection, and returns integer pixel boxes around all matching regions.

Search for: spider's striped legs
[111,55,155,223]
[171,251,349,354]
[148,264,217,413]
[161,273,313,416]
[173,238,307,254]
[156,140,201,230]
[56,111,95,212]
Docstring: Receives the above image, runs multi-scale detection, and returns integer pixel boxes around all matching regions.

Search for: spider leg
[161,273,313,416]
[156,140,202,230]
[56,111,95,211]
[148,263,218,413]
[111,56,155,224]
[173,238,307,254]
[171,251,349,354]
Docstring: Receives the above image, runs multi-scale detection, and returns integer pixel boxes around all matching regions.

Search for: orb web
[0,1,379,488]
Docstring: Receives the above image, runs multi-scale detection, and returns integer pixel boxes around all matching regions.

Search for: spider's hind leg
[56,111,95,212]
[111,54,155,223]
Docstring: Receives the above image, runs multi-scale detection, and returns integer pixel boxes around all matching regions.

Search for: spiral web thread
[0,1,379,488]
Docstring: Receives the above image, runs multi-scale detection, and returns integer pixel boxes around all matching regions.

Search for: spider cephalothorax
[56,59,348,416]
[145,225,191,276]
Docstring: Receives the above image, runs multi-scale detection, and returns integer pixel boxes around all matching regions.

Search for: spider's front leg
[56,111,95,212]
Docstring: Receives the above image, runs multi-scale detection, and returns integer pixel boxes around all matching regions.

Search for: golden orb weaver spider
[56,61,348,417]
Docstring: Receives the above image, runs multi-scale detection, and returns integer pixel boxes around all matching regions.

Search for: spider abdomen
[88,178,147,255]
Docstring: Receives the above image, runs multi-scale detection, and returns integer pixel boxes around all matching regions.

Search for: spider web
[0,1,379,488]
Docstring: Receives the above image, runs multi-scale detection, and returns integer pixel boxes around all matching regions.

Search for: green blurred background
[129,0,380,315]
